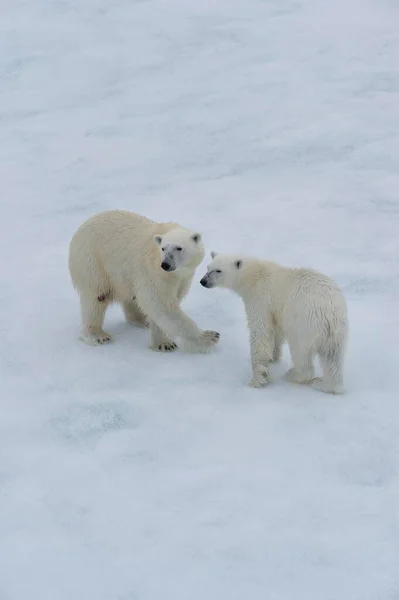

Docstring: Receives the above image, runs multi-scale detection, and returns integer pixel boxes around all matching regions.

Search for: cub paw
[285,368,297,382]
[249,365,271,388]
[285,368,314,385]
[311,378,344,395]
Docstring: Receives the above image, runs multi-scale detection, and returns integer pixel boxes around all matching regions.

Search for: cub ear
[154,235,163,246]
[235,259,242,269]
[191,233,201,243]
[210,251,218,259]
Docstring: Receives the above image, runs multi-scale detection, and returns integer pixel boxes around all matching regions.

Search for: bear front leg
[247,315,275,387]
[149,322,177,352]
[147,304,220,353]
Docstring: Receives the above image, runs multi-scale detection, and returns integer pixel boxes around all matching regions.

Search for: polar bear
[68,210,220,352]
[200,253,348,394]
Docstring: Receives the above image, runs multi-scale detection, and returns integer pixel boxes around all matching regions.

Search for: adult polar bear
[69,210,220,352]
[200,253,348,394]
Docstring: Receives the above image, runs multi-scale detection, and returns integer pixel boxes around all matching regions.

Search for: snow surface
[1,0,399,598]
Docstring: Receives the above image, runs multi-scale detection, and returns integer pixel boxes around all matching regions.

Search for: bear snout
[200,277,210,287]
[161,261,173,271]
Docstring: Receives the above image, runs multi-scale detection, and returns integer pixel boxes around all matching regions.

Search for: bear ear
[210,251,218,259]
[154,235,163,246]
[191,233,201,244]
[235,259,242,269]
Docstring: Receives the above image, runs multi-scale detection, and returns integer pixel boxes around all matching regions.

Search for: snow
[1,0,399,597]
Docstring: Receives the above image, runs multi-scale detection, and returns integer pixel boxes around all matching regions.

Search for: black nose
[200,277,208,287]
[161,262,171,271]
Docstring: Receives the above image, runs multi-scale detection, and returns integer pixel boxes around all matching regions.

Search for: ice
[1,0,399,598]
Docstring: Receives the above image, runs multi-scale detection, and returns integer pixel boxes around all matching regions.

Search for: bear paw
[80,330,112,346]
[285,368,314,385]
[249,365,271,388]
[183,331,220,353]
[311,377,344,395]
[151,342,178,352]
[200,330,220,345]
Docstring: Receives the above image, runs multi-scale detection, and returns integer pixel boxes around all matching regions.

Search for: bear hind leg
[149,322,177,352]
[286,339,315,384]
[271,329,285,363]
[79,294,111,345]
[312,341,345,395]
[123,299,148,328]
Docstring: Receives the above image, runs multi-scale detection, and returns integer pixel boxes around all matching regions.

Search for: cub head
[154,228,204,272]
[200,252,243,289]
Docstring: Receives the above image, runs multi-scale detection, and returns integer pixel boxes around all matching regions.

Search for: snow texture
[1,0,399,598]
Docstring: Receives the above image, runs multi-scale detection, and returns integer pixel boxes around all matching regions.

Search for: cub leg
[312,341,345,394]
[247,311,275,387]
[271,329,285,363]
[285,339,315,384]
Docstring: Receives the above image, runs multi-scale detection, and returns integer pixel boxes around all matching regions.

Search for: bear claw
[152,342,177,352]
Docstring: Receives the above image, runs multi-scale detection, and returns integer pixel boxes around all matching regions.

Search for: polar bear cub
[200,253,348,394]
[69,210,220,352]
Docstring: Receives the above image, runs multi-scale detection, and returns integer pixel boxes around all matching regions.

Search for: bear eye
[216,269,222,274]
[176,247,182,251]
[161,247,165,251]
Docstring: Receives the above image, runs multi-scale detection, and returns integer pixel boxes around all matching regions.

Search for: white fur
[69,210,219,352]
[201,253,348,394]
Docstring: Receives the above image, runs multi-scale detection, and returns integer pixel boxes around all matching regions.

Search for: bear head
[200,252,243,289]
[154,228,205,273]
